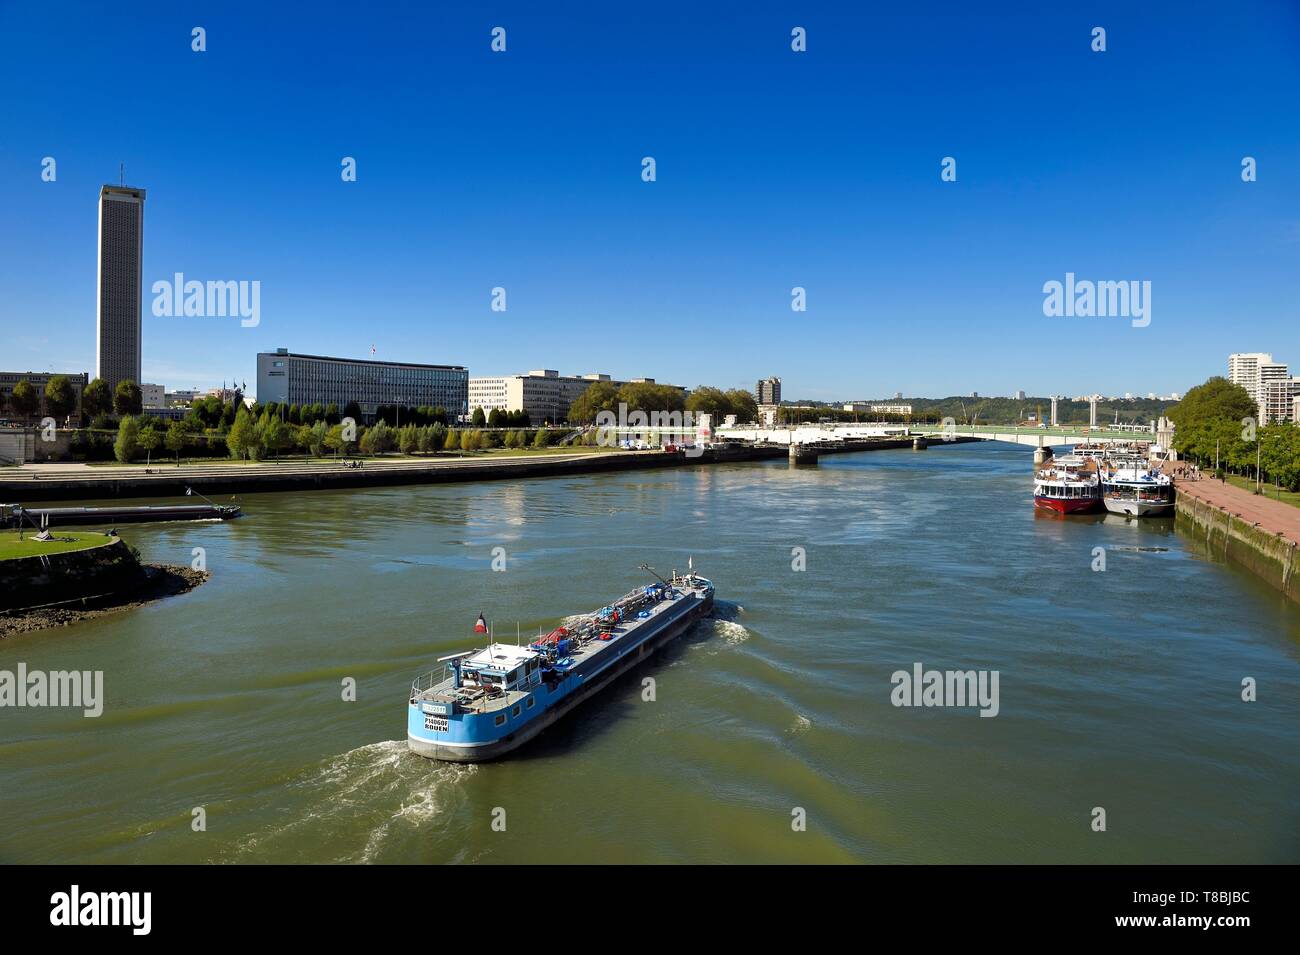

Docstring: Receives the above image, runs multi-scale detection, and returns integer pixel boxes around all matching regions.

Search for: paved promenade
[5,452,612,485]
[1166,464,1300,548]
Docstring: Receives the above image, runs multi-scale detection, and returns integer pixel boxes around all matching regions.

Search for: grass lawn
[0,530,112,561]
[1223,473,1300,508]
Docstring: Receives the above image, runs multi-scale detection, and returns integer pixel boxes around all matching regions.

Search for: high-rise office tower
[755,376,782,405]
[96,184,146,392]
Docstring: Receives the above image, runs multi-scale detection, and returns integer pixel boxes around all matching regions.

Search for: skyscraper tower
[96,184,146,392]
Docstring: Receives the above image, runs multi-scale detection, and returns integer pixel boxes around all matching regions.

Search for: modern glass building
[256,349,468,419]
[96,185,145,393]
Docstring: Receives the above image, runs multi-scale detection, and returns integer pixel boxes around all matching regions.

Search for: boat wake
[712,619,751,646]
[707,600,751,646]
[787,713,812,735]
[224,740,476,863]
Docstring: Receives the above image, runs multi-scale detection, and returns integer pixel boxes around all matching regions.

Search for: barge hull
[408,592,713,761]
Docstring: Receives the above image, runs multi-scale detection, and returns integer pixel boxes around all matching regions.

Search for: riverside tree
[113,380,143,416]
[324,423,353,458]
[44,375,77,420]
[360,420,395,454]
[1168,377,1258,468]
[82,378,110,420]
[8,379,38,419]
[262,415,291,457]
[308,420,328,456]
[227,406,256,461]
[114,417,140,463]
[165,419,187,464]
[138,422,161,465]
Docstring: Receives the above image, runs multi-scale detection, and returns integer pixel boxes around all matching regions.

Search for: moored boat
[1033,455,1102,514]
[1101,465,1175,517]
[1,501,240,527]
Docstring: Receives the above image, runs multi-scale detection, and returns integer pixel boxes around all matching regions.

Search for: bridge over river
[717,422,1164,451]
[911,425,1158,449]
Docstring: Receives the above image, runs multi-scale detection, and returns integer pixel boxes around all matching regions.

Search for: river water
[2,442,1298,863]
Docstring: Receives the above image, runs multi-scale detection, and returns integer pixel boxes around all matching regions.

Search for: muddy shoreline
[0,565,209,638]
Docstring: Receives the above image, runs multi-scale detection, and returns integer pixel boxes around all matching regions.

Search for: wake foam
[227,740,476,863]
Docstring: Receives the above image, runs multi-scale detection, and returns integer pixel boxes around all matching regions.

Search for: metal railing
[410,667,449,696]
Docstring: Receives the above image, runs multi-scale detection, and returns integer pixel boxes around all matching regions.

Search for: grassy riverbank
[0,530,111,561]
[1221,473,1300,509]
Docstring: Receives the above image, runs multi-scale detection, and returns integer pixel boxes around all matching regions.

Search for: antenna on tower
[119,162,124,186]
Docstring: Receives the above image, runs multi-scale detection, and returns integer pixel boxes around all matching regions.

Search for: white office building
[1229,352,1292,422]
[1261,377,1300,424]
[141,382,166,409]
[469,369,683,425]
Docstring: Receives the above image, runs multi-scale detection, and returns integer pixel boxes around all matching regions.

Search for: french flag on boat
[474,612,488,634]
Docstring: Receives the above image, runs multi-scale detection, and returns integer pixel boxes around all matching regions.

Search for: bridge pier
[789,444,820,466]
[912,436,928,450]
[1033,447,1053,467]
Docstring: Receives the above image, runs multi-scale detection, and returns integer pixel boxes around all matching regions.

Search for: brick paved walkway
[1164,464,1300,548]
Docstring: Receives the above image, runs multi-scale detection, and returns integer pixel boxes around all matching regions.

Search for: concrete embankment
[1,437,978,503]
[1173,479,1300,605]
[0,537,146,612]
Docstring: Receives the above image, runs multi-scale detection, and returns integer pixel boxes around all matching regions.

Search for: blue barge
[408,565,714,761]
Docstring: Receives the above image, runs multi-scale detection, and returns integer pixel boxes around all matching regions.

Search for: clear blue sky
[3,1,1298,401]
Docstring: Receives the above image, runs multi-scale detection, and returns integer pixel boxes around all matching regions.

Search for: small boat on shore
[407,564,714,762]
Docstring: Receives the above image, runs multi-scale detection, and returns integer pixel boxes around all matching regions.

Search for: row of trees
[1,375,143,422]
[182,398,455,434]
[112,417,189,465]
[470,407,534,429]
[683,386,760,424]
[116,405,562,464]
[1168,376,1300,491]
[563,380,760,425]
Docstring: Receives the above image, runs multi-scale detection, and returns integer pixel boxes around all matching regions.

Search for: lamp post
[1256,438,1262,494]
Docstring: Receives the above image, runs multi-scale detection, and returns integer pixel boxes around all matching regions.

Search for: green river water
[2,442,1298,863]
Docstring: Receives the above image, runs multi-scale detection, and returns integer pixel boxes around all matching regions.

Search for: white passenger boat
[1101,465,1175,517]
